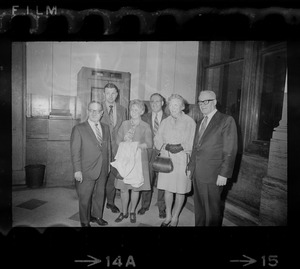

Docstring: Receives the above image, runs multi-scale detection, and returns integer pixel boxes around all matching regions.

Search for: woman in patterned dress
[114,99,152,224]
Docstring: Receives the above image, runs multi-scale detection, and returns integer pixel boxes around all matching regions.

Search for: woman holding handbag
[154,94,196,227]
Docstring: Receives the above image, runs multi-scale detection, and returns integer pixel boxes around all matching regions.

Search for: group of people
[70,82,238,227]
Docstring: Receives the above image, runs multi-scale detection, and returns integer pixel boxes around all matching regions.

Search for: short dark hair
[104,82,119,94]
[150,93,164,101]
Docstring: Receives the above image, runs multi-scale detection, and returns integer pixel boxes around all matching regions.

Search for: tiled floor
[12,185,235,227]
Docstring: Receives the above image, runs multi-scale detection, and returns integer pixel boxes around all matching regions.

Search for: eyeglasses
[198,99,215,105]
[88,109,103,114]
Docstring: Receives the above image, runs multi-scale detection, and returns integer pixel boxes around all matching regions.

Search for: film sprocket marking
[0,6,299,35]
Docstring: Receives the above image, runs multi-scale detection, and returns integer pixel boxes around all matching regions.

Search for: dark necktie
[197,116,208,143]
[109,105,114,126]
[95,123,102,145]
[153,113,159,135]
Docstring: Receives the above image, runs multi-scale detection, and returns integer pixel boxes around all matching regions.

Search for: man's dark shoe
[159,210,166,219]
[106,203,120,213]
[81,223,91,227]
[91,217,108,226]
[90,216,97,223]
[137,208,148,215]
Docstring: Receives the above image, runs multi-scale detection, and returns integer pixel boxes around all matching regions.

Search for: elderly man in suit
[100,83,127,214]
[188,90,238,226]
[70,101,111,227]
[138,93,167,219]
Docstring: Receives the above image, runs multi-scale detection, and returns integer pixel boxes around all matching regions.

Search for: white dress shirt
[88,119,102,138]
[203,108,218,128]
[151,110,163,129]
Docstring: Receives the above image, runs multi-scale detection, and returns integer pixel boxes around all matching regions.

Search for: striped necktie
[197,116,208,143]
[109,105,114,127]
[153,113,159,135]
[95,123,102,145]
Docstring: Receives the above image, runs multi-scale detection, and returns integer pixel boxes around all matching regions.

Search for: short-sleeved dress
[154,112,196,194]
[114,119,153,191]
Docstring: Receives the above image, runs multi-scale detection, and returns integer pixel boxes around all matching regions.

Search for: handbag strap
[157,143,170,157]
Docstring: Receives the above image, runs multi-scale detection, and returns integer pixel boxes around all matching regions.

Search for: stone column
[258,72,287,226]
[12,42,27,185]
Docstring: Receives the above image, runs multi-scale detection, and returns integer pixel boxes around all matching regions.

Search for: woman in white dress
[154,94,196,227]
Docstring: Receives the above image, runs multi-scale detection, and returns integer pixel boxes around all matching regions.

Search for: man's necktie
[197,116,208,143]
[95,123,102,145]
[153,113,159,135]
[109,105,114,127]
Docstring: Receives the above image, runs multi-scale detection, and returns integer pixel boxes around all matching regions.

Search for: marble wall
[224,153,268,225]
[26,118,79,187]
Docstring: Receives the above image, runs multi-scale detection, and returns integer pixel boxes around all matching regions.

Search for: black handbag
[152,144,174,173]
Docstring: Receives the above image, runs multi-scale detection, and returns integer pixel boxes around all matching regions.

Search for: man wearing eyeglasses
[188,90,238,226]
[70,101,111,227]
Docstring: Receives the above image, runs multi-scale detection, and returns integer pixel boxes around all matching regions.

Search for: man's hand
[216,175,227,186]
[75,171,83,183]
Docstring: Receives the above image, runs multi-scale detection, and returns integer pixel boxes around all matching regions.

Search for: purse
[152,144,174,173]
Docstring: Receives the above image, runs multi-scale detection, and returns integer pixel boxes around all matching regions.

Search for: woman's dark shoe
[115,213,128,223]
[160,220,171,227]
[130,213,136,223]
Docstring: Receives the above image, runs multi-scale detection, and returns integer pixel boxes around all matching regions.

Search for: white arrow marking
[75,255,102,267]
[230,254,257,267]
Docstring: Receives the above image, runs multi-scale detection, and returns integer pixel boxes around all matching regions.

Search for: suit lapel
[84,121,99,146]
[99,122,108,141]
[115,104,123,129]
[149,113,154,133]
[101,103,110,126]
[197,111,220,145]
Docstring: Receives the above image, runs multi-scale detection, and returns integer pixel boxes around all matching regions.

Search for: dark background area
[0,0,298,268]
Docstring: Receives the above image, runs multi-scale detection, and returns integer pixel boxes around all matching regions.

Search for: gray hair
[87,101,103,111]
[129,99,145,114]
[167,94,185,107]
[199,90,217,99]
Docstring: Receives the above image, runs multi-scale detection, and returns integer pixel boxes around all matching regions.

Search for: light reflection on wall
[27,94,77,118]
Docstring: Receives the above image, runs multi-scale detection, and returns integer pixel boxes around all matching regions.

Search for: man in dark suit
[100,83,127,213]
[70,101,111,227]
[138,93,167,218]
[188,90,238,226]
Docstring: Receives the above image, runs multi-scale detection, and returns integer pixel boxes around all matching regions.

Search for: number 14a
[106,256,136,267]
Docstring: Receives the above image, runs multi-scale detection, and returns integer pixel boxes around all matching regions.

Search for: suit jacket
[188,111,238,184]
[141,111,168,140]
[101,102,127,157]
[141,111,168,162]
[70,121,111,180]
